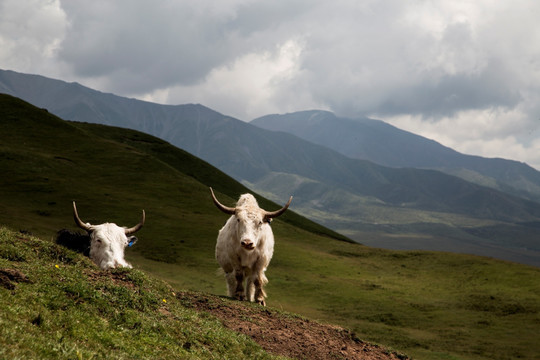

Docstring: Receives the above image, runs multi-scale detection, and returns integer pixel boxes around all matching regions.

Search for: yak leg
[254,275,268,306]
[250,264,268,306]
[225,270,245,300]
[224,271,237,298]
[245,268,256,302]
[232,269,246,301]
[246,279,255,302]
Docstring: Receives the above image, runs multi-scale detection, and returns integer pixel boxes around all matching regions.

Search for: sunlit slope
[0,226,288,359]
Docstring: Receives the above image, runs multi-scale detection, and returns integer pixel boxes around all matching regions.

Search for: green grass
[2,94,540,359]
[0,227,284,359]
[264,226,540,360]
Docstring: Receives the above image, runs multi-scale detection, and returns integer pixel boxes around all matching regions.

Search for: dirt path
[177,291,409,360]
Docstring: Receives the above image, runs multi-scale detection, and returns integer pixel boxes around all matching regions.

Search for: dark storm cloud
[57,1,255,93]
[376,61,523,118]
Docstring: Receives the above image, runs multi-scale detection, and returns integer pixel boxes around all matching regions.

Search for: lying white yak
[70,201,145,269]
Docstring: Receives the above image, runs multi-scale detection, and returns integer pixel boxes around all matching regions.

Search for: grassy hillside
[0,227,281,359]
[2,227,405,360]
[2,94,540,359]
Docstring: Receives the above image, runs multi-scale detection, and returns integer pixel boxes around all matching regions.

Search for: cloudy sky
[2,0,540,168]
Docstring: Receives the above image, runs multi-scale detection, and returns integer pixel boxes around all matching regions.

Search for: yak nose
[241,239,254,250]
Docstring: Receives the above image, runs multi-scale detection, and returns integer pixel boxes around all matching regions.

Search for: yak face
[87,223,138,269]
[234,206,267,251]
[71,202,144,270]
[210,188,292,251]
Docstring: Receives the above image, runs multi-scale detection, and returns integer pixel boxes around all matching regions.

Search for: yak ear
[127,236,138,247]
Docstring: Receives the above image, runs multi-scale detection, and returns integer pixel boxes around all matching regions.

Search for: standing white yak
[210,187,292,306]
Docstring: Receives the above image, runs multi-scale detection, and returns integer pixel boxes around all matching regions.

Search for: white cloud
[385,106,540,169]
[0,0,67,75]
[145,38,323,120]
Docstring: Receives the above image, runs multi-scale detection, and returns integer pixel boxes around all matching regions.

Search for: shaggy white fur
[212,192,291,306]
[72,202,144,270]
[88,223,134,269]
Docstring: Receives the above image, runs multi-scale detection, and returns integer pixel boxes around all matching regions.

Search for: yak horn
[72,201,93,232]
[210,187,236,215]
[264,196,293,219]
[125,210,145,235]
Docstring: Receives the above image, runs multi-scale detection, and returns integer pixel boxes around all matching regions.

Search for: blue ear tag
[266,218,272,224]
[128,236,137,247]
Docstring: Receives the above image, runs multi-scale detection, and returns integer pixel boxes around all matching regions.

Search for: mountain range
[1,68,540,266]
[252,110,540,202]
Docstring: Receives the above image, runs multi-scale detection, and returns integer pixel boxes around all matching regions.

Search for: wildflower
[55,264,59,269]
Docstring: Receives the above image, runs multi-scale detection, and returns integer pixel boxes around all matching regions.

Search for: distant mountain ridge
[0,69,536,218]
[252,110,540,202]
[2,68,540,266]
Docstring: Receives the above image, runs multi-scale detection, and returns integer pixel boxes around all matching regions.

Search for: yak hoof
[257,299,266,306]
